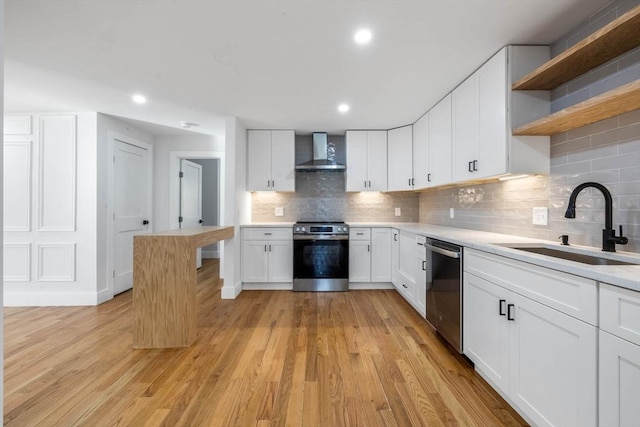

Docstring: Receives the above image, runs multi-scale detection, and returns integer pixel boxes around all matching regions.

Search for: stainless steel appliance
[425,238,463,352]
[293,222,349,291]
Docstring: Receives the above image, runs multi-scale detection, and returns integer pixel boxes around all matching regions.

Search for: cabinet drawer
[415,235,426,250]
[243,228,292,241]
[600,283,640,346]
[350,228,371,241]
[465,249,597,325]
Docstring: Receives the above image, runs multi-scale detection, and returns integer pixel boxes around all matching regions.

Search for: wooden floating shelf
[513,5,640,90]
[513,80,640,136]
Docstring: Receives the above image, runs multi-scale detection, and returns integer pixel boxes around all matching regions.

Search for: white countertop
[240,221,640,292]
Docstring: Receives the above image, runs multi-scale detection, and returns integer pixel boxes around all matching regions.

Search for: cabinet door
[463,272,510,392]
[270,130,295,192]
[346,131,368,192]
[599,330,640,427]
[268,240,293,282]
[415,249,427,318]
[242,240,269,282]
[349,240,371,282]
[452,74,478,183]
[391,229,400,287]
[412,116,429,189]
[247,130,272,191]
[367,131,388,191]
[477,48,507,179]
[388,125,414,191]
[398,231,416,284]
[371,228,391,282]
[509,292,597,427]
[428,94,452,187]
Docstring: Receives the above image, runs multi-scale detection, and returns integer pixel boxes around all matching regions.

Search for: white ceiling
[4,0,610,137]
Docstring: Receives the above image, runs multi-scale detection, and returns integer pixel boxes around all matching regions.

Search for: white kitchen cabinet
[395,231,419,306]
[463,248,597,427]
[242,227,293,283]
[412,114,429,190]
[599,283,640,427]
[349,240,371,282]
[414,235,427,317]
[427,94,452,187]
[349,227,391,283]
[346,130,388,192]
[452,46,550,183]
[371,228,392,282]
[452,73,478,182]
[387,125,415,191]
[247,130,295,192]
[391,229,400,287]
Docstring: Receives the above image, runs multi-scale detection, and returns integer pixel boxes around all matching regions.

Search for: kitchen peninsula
[132,226,234,348]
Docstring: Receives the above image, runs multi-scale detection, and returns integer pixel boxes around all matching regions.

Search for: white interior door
[114,140,151,295]
[180,159,203,268]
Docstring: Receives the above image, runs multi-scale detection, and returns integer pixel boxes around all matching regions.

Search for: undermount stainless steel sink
[498,245,639,266]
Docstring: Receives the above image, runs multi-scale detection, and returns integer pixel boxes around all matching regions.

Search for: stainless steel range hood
[295,132,346,171]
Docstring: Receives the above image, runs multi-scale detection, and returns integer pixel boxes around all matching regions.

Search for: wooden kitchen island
[132,226,234,348]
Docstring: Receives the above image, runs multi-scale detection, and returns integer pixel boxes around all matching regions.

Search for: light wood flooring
[4,259,528,426]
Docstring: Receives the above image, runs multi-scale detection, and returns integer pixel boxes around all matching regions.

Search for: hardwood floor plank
[3,259,528,426]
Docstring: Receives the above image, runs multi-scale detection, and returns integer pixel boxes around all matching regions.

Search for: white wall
[1,0,5,415]
[3,113,99,306]
[221,116,250,299]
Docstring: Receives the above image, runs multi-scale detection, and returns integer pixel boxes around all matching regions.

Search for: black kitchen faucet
[564,182,628,252]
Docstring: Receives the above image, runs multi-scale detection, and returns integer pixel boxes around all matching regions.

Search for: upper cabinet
[387,125,414,191]
[412,115,429,189]
[513,5,640,136]
[428,94,452,187]
[346,130,388,192]
[452,46,551,182]
[247,130,295,192]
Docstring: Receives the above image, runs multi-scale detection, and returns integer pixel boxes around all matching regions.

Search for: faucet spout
[565,182,626,252]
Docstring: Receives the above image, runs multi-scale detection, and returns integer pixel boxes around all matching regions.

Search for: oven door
[293,237,349,291]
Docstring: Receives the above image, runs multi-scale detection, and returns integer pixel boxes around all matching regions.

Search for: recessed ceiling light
[180,121,199,129]
[132,94,147,104]
[338,103,350,113]
[354,28,372,45]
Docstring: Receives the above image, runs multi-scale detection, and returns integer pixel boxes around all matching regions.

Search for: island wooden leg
[133,235,197,348]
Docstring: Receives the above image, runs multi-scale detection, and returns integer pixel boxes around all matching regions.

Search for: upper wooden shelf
[513,80,640,136]
[512,5,640,90]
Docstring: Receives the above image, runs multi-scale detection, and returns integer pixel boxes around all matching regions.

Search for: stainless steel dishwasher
[425,238,463,353]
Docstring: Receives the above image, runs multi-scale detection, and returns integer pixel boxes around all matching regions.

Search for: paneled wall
[252,171,419,223]
[3,113,100,305]
[420,0,640,253]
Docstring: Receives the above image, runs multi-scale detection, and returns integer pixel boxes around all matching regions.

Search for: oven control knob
[294,226,300,232]
[301,227,306,232]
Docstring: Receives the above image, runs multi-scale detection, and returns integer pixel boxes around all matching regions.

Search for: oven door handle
[424,242,461,259]
[293,235,349,241]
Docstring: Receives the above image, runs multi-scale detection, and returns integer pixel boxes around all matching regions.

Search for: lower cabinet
[392,230,426,317]
[349,227,391,283]
[241,227,292,283]
[599,283,640,427]
[463,248,597,427]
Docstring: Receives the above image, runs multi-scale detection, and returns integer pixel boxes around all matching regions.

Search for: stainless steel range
[293,222,349,292]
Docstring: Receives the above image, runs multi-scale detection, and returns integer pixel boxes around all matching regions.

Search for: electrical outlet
[532,207,548,225]
[275,207,284,217]
[395,208,401,217]
[450,208,455,219]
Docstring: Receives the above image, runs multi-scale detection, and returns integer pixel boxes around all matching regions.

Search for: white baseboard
[96,287,113,304]
[242,282,293,291]
[221,279,242,299]
[4,291,103,306]
[348,282,395,290]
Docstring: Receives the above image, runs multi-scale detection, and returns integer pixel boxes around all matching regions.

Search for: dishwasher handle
[424,242,461,259]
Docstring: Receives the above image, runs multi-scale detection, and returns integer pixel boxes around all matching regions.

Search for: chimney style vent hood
[295,132,346,171]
